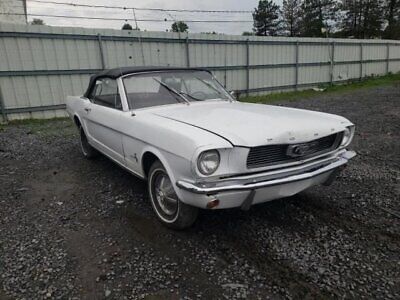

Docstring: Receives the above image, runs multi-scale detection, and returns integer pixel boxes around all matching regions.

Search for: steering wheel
[191,91,208,100]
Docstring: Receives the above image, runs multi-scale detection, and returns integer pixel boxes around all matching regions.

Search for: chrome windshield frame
[121,70,235,110]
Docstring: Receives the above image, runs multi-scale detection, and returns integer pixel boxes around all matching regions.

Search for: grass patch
[6,117,69,126]
[241,73,400,104]
[2,117,75,137]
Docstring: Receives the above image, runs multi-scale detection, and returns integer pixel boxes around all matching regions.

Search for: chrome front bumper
[177,150,356,195]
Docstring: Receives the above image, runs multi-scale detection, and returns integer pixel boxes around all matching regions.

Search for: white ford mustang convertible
[66,67,356,229]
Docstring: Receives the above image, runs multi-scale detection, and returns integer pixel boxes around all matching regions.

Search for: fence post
[330,41,335,84]
[359,43,363,80]
[295,41,299,90]
[386,43,390,74]
[246,39,250,96]
[186,36,190,67]
[97,33,106,69]
[0,85,8,123]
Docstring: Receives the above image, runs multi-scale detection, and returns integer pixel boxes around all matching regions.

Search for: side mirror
[229,90,240,100]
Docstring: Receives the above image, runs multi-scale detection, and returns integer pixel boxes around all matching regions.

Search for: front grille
[246,132,343,169]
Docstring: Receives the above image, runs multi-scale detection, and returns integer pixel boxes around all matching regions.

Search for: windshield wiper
[179,92,203,101]
[152,78,190,105]
[194,77,226,99]
[169,74,203,101]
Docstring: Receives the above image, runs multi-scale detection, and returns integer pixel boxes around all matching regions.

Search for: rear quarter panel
[66,96,84,122]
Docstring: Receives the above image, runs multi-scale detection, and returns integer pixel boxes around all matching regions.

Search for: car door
[83,77,125,164]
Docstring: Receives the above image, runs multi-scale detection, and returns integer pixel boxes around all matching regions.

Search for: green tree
[31,18,45,25]
[242,31,255,36]
[282,0,302,36]
[171,21,189,32]
[122,23,133,30]
[339,0,384,38]
[383,0,400,39]
[252,0,282,36]
[300,0,339,37]
[338,0,363,37]
[362,0,384,38]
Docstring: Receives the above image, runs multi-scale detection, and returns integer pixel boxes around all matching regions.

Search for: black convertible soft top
[84,66,210,98]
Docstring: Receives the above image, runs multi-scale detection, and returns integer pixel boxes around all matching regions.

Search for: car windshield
[123,70,232,110]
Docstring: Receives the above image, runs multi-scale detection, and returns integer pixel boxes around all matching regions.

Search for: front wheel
[148,161,198,229]
[79,126,98,159]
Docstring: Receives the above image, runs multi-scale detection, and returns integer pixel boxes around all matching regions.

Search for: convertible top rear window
[123,70,231,110]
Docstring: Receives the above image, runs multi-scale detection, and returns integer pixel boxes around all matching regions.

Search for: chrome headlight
[197,150,220,175]
[341,126,355,147]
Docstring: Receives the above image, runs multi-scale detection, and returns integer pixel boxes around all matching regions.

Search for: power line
[25,0,253,14]
[1,12,253,23]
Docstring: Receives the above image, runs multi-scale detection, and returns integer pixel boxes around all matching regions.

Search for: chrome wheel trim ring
[149,168,180,223]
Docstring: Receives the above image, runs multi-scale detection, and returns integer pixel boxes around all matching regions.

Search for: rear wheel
[79,126,97,159]
[148,161,198,229]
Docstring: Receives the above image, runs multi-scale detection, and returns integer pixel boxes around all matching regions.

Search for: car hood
[151,101,353,147]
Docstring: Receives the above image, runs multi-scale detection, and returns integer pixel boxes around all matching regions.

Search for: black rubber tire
[79,126,98,159]
[148,161,198,230]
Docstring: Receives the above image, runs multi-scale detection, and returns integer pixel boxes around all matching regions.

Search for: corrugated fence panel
[0,73,89,120]
[363,62,387,77]
[299,44,331,64]
[334,64,360,81]
[335,44,360,62]
[363,44,387,60]
[390,44,400,59]
[250,67,296,89]
[227,69,247,91]
[0,36,102,71]
[389,61,400,73]
[299,65,330,85]
[250,44,296,65]
[225,43,246,66]
[0,22,400,120]
[191,42,224,67]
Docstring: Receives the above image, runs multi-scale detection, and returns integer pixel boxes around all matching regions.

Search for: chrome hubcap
[154,173,178,216]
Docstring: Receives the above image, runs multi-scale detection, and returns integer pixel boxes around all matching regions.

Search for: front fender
[140,145,192,203]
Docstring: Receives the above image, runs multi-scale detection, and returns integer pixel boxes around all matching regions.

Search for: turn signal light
[206,199,219,209]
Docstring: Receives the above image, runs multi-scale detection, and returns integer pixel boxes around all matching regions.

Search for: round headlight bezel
[341,126,354,147]
[197,150,220,175]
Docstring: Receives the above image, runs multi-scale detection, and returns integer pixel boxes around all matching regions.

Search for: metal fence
[1,22,400,121]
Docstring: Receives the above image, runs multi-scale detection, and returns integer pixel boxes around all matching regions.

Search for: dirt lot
[0,84,399,299]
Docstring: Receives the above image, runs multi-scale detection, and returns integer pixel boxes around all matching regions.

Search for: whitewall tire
[148,161,198,229]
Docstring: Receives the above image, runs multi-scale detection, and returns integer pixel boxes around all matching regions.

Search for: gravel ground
[0,84,399,299]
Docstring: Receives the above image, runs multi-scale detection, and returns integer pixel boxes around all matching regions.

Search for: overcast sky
[26,0,284,35]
